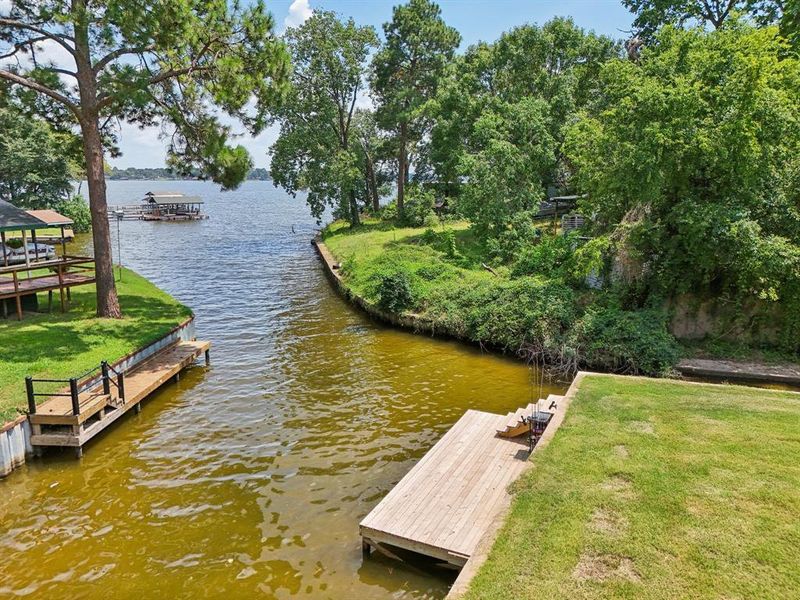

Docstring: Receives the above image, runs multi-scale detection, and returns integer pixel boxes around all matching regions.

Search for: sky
[1,0,636,169]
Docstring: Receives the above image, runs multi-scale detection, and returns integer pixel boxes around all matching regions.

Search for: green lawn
[462,374,800,599]
[0,268,192,422]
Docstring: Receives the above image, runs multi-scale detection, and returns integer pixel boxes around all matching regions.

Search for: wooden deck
[0,271,95,298]
[29,340,210,453]
[360,407,542,567]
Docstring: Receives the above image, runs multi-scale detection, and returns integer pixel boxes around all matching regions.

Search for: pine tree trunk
[397,122,407,215]
[365,153,379,212]
[80,118,121,318]
[73,4,121,319]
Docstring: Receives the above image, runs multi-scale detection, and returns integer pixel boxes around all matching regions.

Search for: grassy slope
[323,218,495,300]
[463,375,800,599]
[0,268,192,422]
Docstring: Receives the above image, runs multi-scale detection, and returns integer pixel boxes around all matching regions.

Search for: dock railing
[25,360,125,416]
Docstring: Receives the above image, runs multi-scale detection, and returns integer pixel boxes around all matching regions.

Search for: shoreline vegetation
[459,374,800,599]
[322,219,799,378]
[0,268,192,423]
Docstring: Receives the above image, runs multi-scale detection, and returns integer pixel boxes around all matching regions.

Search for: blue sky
[113,0,635,169]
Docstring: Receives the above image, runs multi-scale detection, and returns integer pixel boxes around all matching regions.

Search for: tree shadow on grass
[386,226,488,270]
[324,220,396,239]
[0,293,189,368]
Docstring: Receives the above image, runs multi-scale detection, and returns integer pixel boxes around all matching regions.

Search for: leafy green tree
[458,98,555,252]
[270,11,377,226]
[781,0,800,47]
[370,0,460,215]
[566,24,800,304]
[0,1,289,317]
[622,0,785,37]
[429,18,616,255]
[0,107,73,208]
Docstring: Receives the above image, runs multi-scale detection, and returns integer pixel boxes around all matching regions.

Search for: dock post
[25,377,36,414]
[69,378,80,416]
[134,402,141,415]
[74,446,82,459]
[205,349,210,366]
[118,372,126,402]
[101,361,110,395]
[362,539,371,558]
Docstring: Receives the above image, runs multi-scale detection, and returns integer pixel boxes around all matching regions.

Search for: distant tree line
[107,167,272,181]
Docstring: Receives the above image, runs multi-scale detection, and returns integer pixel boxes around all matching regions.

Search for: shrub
[570,305,680,376]
[485,210,541,263]
[380,202,398,222]
[443,227,459,259]
[55,195,91,233]
[373,267,416,313]
[423,212,440,228]
[428,275,578,353]
[403,185,436,226]
[512,233,575,279]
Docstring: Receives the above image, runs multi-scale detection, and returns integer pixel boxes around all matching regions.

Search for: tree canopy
[0,107,74,208]
[270,10,378,226]
[370,0,460,214]
[622,0,785,37]
[567,23,800,304]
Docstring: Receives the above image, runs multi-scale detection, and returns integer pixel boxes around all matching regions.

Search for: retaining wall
[0,316,196,478]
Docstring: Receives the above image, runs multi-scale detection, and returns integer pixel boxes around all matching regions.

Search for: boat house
[109,192,207,221]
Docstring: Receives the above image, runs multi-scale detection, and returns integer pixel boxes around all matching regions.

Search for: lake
[0,180,565,598]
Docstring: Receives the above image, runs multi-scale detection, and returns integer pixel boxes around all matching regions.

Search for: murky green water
[0,181,566,598]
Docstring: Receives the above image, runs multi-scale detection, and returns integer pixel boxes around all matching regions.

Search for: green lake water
[0,181,567,598]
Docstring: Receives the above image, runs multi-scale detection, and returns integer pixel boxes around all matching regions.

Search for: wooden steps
[29,340,210,454]
[496,395,563,438]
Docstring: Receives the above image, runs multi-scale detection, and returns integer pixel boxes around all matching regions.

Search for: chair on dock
[26,340,210,457]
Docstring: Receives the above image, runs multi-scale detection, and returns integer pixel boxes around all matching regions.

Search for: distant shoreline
[104,167,271,182]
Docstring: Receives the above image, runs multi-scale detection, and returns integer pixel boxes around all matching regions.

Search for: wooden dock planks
[30,340,210,451]
[359,409,531,566]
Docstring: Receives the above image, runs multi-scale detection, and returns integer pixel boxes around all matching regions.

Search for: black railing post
[118,372,125,402]
[101,361,110,395]
[69,378,80,416]
[25,376,36,414]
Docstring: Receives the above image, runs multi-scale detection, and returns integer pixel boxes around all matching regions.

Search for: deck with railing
[27,340,210,457]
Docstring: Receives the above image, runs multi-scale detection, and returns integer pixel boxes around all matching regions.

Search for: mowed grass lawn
[464,375,800,599]
[0,268,191,422]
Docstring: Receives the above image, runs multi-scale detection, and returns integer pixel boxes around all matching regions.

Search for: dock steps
[29,340,210,454]
[496,395,564,438]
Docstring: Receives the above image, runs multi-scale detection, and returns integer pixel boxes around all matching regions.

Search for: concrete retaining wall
[0,316,196,478]
[0,416,31,477]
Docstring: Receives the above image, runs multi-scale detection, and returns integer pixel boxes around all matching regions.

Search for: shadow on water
[0,181,568,599]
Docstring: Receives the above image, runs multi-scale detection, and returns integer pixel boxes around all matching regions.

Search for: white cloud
[284,0,312,30]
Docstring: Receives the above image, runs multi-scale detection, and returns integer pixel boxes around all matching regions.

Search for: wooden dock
[28,340,210,455]
[360,398,562,568]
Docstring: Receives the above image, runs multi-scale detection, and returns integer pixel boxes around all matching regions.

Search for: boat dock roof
[360,408,535,567]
